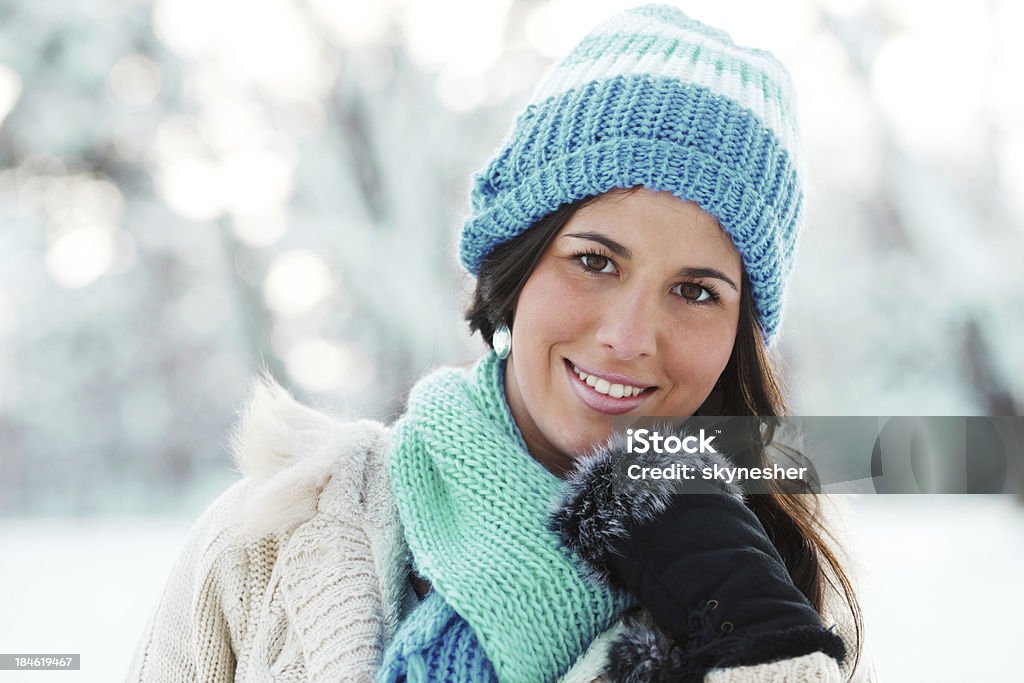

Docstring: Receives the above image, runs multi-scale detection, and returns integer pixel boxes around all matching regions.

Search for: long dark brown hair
[465,191,863,673]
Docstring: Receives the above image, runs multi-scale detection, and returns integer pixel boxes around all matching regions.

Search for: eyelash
[571,250,722,306]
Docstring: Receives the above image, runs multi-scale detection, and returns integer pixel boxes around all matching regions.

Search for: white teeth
[572,364,645,398]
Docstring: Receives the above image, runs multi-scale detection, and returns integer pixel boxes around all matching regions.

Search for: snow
[2,498,1022,681]
[0,517,191,682]
[845,496,1024,682]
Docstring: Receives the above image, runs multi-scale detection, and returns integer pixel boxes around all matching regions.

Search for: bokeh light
[108,54,162,108]
[284,337,375,394]
[45,226,117,288]
[0,63,23,126]
[262,250,334,318]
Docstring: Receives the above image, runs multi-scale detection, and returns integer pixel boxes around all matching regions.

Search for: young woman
[129,5,873,682]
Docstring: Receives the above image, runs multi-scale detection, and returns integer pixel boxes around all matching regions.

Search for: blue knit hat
[459,4,803,345]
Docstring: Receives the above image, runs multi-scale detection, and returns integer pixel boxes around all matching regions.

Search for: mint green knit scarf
[389,352,632,682]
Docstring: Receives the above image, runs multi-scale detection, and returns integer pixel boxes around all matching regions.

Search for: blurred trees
[0,0,1020,513]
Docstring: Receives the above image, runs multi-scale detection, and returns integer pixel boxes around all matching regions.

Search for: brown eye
[579,254,615,273]
[673,282,712,302]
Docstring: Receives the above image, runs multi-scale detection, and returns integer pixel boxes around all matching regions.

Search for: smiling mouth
[564,359,655,399]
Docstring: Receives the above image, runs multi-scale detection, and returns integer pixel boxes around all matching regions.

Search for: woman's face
[504,188,743,474]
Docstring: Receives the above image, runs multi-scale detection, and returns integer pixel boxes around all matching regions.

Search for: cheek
[659,316,737,408]
[513,266,592,348]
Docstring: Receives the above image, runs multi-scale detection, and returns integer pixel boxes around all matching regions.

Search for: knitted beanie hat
[459,4,803,345]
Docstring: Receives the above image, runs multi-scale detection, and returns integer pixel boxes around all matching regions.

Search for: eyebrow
[679,267,738,292]
[563,231,631,259]
[562,231,739,292]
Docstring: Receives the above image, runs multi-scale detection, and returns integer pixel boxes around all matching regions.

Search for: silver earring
[493,323,511,360]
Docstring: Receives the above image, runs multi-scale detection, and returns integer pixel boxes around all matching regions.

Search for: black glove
[551,424,846,682]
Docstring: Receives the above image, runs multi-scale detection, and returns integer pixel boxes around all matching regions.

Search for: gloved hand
[551,423,846,682]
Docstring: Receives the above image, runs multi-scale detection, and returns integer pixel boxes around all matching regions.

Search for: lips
[563,358,655,416]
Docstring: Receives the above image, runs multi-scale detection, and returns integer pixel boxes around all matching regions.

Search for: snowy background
[0,0,1021,680]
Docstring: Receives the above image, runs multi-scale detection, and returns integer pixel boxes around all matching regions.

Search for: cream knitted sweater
[128,375,875,682]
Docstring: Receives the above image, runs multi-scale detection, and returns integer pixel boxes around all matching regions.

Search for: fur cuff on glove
[550,425,743,588]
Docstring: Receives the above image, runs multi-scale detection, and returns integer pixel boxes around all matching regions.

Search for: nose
[594,285,658,361]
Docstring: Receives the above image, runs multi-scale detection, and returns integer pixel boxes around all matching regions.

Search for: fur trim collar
[228,372,389,538]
